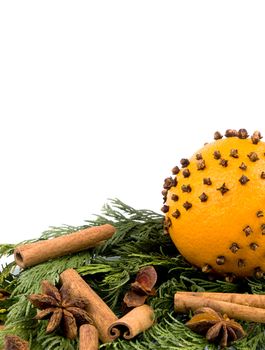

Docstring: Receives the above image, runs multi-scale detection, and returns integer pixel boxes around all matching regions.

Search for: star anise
[4,335,29,350]
[186,307,245,348]
[123,266,157,308]
[28,280,92,339]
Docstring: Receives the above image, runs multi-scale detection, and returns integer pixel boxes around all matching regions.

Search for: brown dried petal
[133,266,157,293]
[35,307,57,320]
[41,280,61,303]
[63,309,78,340]
[4,335,29,350]
[46,308,63,334]
[66,306,92,325]
[220,325,228,348]
[123,290,147,308]
[227,326,238,341]
[28,294,59,309]
[206,322,224,343]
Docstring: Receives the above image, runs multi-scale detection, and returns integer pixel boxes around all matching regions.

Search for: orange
[162,130,265,278]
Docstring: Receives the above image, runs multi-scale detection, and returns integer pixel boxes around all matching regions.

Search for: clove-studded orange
[162,129,265,278]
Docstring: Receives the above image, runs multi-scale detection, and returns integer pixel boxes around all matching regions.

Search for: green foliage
[0,199,265,349]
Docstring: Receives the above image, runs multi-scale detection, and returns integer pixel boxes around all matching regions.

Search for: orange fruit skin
[165,137,265,277]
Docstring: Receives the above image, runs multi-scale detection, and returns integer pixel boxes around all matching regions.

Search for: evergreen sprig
[0,199,265,349]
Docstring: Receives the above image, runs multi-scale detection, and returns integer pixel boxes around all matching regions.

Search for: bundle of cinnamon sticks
[174,291,265,323]
[61,269,155,350]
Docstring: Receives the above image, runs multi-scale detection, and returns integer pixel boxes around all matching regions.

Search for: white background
[0,1,265,243]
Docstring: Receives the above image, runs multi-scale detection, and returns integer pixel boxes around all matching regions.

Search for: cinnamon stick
[108,305,155,340]
[176,291,265,308]
[79,324,99,350]
[14,224,116,268]
[174,294,265,323]
[60,268,117,343]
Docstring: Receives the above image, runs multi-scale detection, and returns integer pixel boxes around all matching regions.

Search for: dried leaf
[123,266,157,308]
[132,266,157,293]
[123,290,147,308]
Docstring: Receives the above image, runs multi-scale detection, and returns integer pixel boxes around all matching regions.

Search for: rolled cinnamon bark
[176,291,265,308]
[174,294,265,323]
[14,224,116,268]
[60,268,117,343]
[79,324,99,350]
[108,305,155,340]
